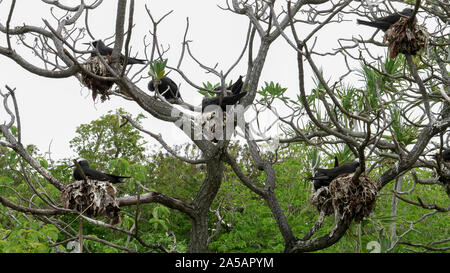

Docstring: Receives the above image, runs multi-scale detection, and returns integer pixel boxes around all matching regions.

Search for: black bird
[73,158,130,184]
[203,76,246,112]
[202,92,247,112]
[310,161,360,190]
[334,156,339,168]
[356,8,414,32]
[84,40,146,65]
[443,148,450,162]
[148,76,181,100]
[230,76,244,95]
[214,76,244,95]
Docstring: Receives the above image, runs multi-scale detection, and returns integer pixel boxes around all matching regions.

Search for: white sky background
[0,0,409,161]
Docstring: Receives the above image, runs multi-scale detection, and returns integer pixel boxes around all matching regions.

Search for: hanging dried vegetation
[383,17,429,59]
[81,55,119,102]
[309,173,380,223]
[61,180,121,225]
[197,110,241,143]
[199,111,226,142]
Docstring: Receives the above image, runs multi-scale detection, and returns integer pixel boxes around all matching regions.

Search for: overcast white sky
[0,0,404,160]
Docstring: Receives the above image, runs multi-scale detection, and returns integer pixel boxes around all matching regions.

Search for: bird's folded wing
[108,174,131,179]
[222,92,247,105]
[311,175,330,181]
[87,169,111,181]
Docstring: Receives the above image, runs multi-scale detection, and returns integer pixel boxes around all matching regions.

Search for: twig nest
[310,186,334,216]
[196,107,241,142]
[199,111,226,142]
[384,17,429,59]
[81,56,118,102]
[309,173,380,223]
[61,180,121,225]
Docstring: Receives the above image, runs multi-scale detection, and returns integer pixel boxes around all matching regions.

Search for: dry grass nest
[61,179,121,225]
[309,173,380,223]
[384,17,429,59]
[81,55,120,102]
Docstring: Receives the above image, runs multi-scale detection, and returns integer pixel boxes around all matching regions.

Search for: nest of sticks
[199,111,226,142]
[61,180,121,225]
[384,17,429,59]
[81,55,119,102]
[309,173,380,223]
[198,110,242,143]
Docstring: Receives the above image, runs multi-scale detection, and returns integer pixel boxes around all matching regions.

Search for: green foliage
[69,108,147,170]
[336,85,362,113]
[149,205,171,232]
[311,68,328,93]
[39,157,49,169]
[0,223,59,253]
[382,53,404,78]
[148,59,168,80]
[197,79,239,98]
[9,126,18,137]
[258,81,288,103]
[197,81,220,97]
[1,133,448,253]
[388,105,420,146]
[359,64,381,110]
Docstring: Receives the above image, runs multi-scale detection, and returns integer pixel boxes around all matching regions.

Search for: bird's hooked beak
[68,158,86,168]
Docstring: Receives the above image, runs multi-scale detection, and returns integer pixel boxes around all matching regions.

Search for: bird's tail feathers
[222,91,247,105]
[356,19,385,30]
[356,19,371,25]
[127,58,147,65]
[234,91,247,100]
[110,174,131,183]
[310,175,330,181]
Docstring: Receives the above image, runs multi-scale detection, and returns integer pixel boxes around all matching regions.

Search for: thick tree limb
[118,191,196,219]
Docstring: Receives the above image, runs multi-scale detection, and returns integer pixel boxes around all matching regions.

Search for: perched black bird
[356,8,414,32]
[203,76,246,112]
[310,161,360,190]
[202,92,247,112]
[72,158,130,184]
[215,76,244,95]
[334,156,339,168]
[84,40,146,65]
[443,148,450,162]
[231,76,244,94]
[148,76,181,100]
